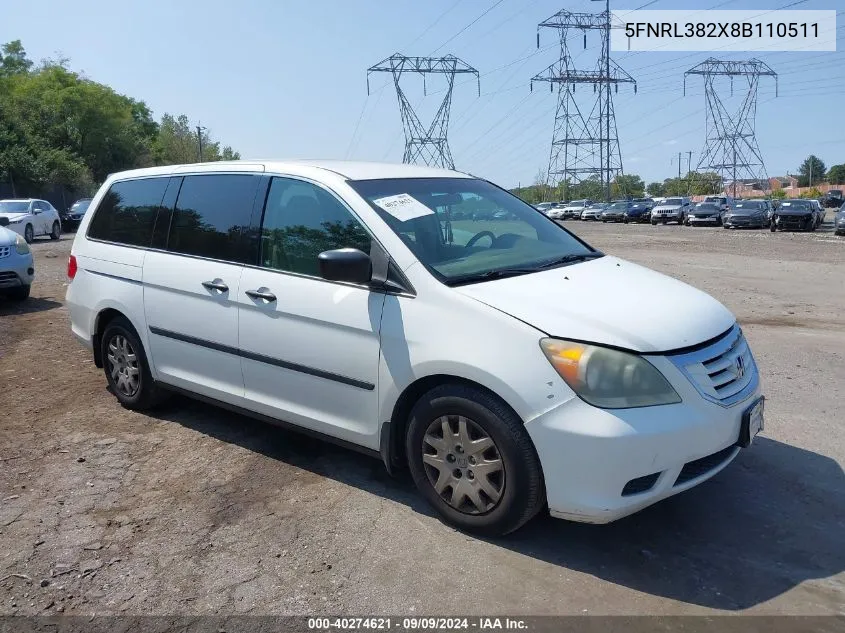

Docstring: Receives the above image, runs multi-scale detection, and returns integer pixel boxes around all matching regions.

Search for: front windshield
[607,202,627,210]
[664,198,683,205]
[349,177,598,285]
[781,200,811,209]
[734,201,762,209]
[71,200,91,212]
[696,203,719,211]
[0,201,30,213]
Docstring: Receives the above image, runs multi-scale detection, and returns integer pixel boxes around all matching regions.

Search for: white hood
[454,256,735,353]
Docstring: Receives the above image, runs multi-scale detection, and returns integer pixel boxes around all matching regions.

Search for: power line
[431,0,506,55]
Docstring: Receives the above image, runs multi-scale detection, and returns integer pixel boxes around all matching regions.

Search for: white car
[66,161,763,535]
[559,199,593,220]
[0,199,63,243]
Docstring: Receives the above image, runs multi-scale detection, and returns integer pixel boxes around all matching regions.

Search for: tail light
[67,254,77,280]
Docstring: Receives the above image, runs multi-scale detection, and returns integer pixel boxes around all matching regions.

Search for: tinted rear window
[166,174,259,263]
[87,178,168,247]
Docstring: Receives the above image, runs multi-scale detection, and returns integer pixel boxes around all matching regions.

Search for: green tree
[611,174,644,198]
[799,187,823,199]
[154,113,240,165]
[826,164,845,185]
[770,188,786,200]
[797,155,826,187]
[0,40,33,76]
[647,181,666,197]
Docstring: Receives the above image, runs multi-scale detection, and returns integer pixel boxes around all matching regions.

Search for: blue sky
[3,0,843,188]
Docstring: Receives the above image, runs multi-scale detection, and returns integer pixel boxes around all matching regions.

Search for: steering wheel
[465,230,496,248]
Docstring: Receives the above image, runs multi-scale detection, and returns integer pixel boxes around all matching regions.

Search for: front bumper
[775,214,813,230]
[601,213,625,221]
[723,215,762,227]
[0,250,35,289]
[688,215,720,225]
[525,348,762,524]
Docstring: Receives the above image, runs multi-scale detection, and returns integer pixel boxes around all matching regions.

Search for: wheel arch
[91,307,139,368]
[381,373,529,475]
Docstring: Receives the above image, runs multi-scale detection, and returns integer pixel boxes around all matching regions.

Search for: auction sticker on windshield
[372,193,434,222]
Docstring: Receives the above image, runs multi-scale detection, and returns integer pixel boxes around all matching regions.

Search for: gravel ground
[0,221,843,616]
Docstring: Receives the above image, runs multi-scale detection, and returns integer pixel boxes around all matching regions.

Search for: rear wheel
[50,221,61,240]
[100,316,164,411]
[406,384,544,536]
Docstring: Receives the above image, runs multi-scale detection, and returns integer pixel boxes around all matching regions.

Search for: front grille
[0,271,18,281]
[0,246,9,259]
[674,446,737,486]
[621,472,661,496]
[668,325,758,407]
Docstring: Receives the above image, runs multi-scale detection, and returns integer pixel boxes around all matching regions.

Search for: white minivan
[66,161,764,535]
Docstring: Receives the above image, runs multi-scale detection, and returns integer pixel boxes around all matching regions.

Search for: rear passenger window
[87,178,168,247]
[167,174,259,263]
[259,177,371,277]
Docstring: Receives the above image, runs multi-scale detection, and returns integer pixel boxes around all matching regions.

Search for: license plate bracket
[737,396,765,448]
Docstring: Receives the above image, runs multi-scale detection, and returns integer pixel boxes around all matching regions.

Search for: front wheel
[406,384,545,536]
[100,316,164,411]
[770,220,777,232]
[24,224,34,244]
[50,221,61,240]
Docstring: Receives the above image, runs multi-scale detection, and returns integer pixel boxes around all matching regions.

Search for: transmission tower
[685,58,777,197]
[531,2,635,201]
[367,54,479,170]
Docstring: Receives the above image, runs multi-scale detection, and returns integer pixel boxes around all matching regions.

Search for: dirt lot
[1,221,844,616]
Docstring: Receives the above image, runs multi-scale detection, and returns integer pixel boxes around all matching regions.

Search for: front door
[237,176,384,449]
[143,173,261,405]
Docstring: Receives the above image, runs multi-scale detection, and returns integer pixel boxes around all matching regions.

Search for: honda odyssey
[66,161,764,535]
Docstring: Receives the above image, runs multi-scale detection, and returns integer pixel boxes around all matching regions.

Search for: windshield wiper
[536,251,604,269]
[446,267,540,286]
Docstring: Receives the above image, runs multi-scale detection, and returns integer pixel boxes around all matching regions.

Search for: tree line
[0,40,239,200]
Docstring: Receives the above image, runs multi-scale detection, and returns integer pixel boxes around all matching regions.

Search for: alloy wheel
[107,334,140,397]
[421,415,505,515]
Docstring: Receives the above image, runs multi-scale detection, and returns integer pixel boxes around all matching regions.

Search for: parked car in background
[686,202,723,226]
[559,199,593,220]
[809,200,825,228]
[0,199,62,243]
[61,198,93,231]
[822,189,843,208]
[624,198,654,224]
[650,197,690,225]
[547,203,569,220]
[601,200,630,222]
[65,160,763,536]
[581,203,607,220]
[770,199,817,232]
[835,203,845,236]
[703,195,733,213]
[760,199,775,225]
[723,200,769,229]
[534,202,555,215]
[0,220,34,300]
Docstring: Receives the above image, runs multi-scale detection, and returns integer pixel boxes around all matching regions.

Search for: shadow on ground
[0,296,62,315]
[152,396,844,611]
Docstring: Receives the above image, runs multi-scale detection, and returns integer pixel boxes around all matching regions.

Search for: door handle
[245,289,277,302]
[202,279,229,293]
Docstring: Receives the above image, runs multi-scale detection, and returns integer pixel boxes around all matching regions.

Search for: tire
[623,218,629,224]
[405,384,545,536]
[100,316,164,411]
[50,221,61,240]
[6,284,30,301]
[601,219,607,223]
[24,224,34,244]
[770,221,777,232]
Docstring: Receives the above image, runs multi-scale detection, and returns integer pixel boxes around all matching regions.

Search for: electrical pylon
[367,54,479,170]
[531,4,636,201]
[685,58,777,197]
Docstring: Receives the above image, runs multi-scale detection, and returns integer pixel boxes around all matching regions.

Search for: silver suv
[650,197,690,225]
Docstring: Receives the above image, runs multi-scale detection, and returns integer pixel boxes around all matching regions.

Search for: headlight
[14,234,30,255]
[540,338,681,409]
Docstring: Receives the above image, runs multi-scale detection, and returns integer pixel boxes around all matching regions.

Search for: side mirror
[318,248,372,284]
[0,217,8,227]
